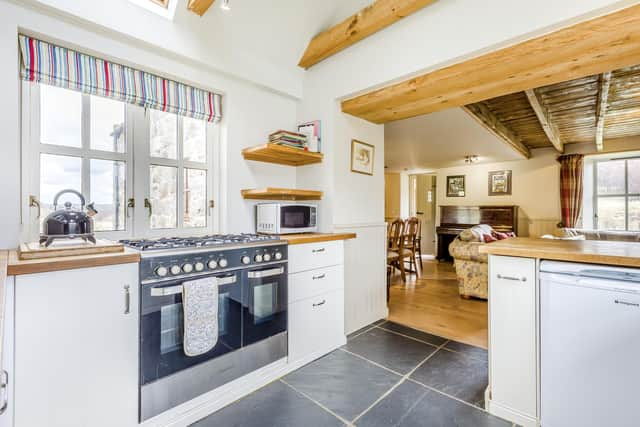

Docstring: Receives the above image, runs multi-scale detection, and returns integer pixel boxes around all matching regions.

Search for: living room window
[594,158,640,231]
[23,83,219,240]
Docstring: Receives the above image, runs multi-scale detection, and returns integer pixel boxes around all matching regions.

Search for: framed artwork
[446,175,465,197]
[350,139,375,175]
[488,170,512,195]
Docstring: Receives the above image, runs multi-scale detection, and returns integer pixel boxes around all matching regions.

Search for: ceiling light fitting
[221,0,230,10]
[464,155,479,164]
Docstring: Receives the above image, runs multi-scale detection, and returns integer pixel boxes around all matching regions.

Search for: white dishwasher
[540,260,640,427]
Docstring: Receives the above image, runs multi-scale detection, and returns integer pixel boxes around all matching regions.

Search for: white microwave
[256,203,318,234]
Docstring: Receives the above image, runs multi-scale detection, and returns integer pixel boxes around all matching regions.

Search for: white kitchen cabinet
[14,263,139,427]
[488,255,537,427]
[0,277,15,427]
[288,241,346,364]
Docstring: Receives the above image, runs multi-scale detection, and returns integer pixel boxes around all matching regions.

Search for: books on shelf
[269,130,308,150]
[297,120,321,153]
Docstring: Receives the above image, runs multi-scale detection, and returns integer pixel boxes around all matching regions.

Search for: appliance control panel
[139,244,288,282]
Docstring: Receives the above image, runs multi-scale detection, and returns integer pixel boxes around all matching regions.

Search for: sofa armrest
[449,239,488,263]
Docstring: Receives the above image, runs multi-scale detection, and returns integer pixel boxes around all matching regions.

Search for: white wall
[0,0,298,247]
[435,149,562,236]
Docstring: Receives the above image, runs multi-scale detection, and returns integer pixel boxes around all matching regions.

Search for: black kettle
[40,189,98,247]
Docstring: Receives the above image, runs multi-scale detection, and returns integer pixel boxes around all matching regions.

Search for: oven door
[140,271,242,385]
[242,263,288,346]
[279,205,317,233]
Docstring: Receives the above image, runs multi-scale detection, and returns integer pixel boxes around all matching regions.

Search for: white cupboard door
[489,255,537,418]
[288,290,344,363]
[15,263,139,427]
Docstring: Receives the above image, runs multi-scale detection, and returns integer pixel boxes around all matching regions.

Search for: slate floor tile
[347,323,378,340]
[378,321,448,347]
[345,327,437,374]
[445,340,489,360]
[191,380,345,427]
[410,348,488,406]
[356,380,511,427]
[283,349,401,421]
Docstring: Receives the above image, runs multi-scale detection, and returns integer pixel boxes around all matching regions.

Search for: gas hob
[120,234,281,252]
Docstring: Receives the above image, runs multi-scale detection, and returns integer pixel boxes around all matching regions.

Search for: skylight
[129,0,178,20]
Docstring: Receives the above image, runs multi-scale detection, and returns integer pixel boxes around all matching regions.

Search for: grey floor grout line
[406,377,492,414]
[373,324,442,349]
[338,347,406,377]
[349,339,451,424]
[279,378,354,426]
[436,345,489,363]
[346,324,381,341]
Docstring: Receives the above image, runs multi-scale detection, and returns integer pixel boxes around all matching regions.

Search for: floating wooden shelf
[241,188,323,201]
[242,143,323,166]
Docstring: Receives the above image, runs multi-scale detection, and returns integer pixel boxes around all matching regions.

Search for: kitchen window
[22,83,219,240]
[593,158,640,231]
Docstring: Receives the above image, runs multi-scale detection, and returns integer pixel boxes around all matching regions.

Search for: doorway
[409,174,436,257]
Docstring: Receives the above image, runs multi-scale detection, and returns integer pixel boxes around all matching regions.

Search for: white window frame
[593,157,640,231]
[21,82,220,242]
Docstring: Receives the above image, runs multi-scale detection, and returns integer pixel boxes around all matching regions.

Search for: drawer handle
[312,274,326,280]
[312,248,326,253]
[497,274,527,282]
[313,299,326,307]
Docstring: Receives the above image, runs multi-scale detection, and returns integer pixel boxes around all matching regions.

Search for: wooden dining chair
[387,219,408,283]
[415,218,424,271]
[404,217,421,277]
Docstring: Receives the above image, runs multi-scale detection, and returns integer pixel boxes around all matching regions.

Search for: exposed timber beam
[462,104,531,159]
[298,0,436,69]
[525,89,564,153]
[188,0,215,16]
[595,71,612,152]
[341,4,640,124]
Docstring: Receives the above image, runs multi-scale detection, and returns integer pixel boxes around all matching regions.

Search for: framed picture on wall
[446,175,465,197]
[350,139,375,175]
[488,170,512,195]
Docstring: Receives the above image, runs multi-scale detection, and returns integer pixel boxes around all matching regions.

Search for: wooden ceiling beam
[298,0,436,69]
[188,0,215,16]
[462,103,531,159]
[524,89,564,153]
[595,71,612,152]
[341,4,640,123]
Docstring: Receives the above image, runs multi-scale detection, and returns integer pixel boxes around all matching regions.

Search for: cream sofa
[448,224,495,300]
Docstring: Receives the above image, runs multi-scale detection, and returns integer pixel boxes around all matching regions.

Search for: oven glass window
[160,303,183,355]
[253,283,276,324]
[281,206,310,228]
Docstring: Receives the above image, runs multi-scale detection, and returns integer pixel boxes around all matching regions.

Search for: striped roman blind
[19,35,222,122]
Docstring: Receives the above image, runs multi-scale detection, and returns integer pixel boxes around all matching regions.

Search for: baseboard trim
[487,399,537,427]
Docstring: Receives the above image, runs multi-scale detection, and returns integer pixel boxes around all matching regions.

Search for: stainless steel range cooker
[121,234,288,421]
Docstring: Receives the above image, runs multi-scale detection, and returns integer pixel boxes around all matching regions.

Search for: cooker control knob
[263,253,272,262]
[170,265,182,275]
[182,263,194,273]
[219,258,229,268]
[155,266,168,277]
[274,252,282,260]
[208,260,218,269]
[195,262,205,272]
[241,255,251,265]
[254,254,263,263]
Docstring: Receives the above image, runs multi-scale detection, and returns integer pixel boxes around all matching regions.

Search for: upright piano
[436,205,518,261]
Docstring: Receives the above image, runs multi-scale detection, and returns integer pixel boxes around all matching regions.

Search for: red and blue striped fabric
[19,35,222,123]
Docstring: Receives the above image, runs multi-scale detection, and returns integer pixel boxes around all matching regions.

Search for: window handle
[126,198,135,218]
[208,200,215,216]
[29,195,41,218]
[144,198,152,218]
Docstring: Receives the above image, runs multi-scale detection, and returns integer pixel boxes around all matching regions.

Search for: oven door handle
[149,275,238,296]
[247,267,284,279]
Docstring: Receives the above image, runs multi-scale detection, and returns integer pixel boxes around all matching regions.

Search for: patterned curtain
[558,154,584,228]
[19,35,222,122]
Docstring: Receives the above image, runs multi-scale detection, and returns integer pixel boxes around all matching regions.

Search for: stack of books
[269,130,308,150]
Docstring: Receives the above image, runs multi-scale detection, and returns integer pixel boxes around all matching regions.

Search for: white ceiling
[384,108,525,172]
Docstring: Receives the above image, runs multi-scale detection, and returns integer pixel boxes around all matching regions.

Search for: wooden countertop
[276,232,357,245]
[479,237,640,267]
[7,248,141,276]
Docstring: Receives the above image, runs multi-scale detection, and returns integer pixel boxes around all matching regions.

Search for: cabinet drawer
[288,241,343,274]
[489,255,537,419]
[288,289,344,362]
[289,265,344,304]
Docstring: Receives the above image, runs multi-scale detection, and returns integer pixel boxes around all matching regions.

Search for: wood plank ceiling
[463,65,640,153]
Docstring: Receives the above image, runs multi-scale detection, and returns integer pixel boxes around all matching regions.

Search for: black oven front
[140,270,243,385]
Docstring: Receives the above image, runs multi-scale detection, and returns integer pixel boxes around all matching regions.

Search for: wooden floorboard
[387,260,488,349]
